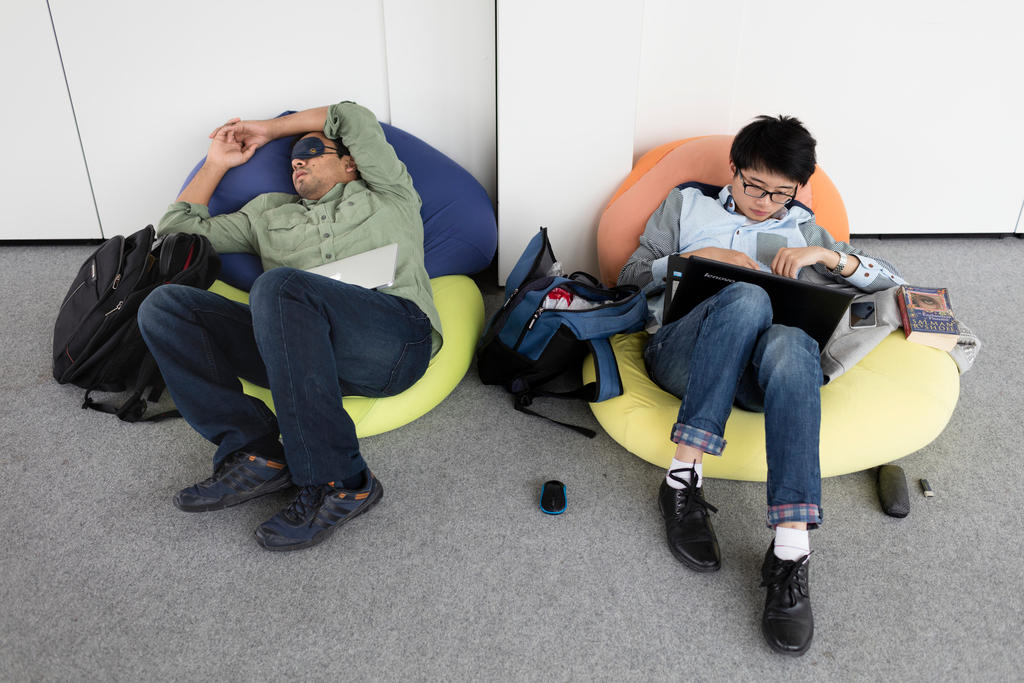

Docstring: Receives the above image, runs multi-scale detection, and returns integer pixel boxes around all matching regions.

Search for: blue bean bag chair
[177,113,491,436]
[180,113,496,288]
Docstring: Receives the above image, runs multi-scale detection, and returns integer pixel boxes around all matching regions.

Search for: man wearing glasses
[138,101,441,552]
[618,115,903,655]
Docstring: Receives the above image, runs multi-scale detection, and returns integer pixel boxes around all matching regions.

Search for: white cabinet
[632,0,1024,238]
[496,0,645,281]
[48,0,393,239]
[497,0,1024,281]
[5,1,1020,255]
[0,1,99,240]
[37,0,496,240]
[384,0,497,203]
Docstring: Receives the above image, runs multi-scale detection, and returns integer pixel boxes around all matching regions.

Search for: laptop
[305,243,399,290]
[663,254,855,350]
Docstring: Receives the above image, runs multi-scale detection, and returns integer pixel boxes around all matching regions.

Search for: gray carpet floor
[2,235,1022,681]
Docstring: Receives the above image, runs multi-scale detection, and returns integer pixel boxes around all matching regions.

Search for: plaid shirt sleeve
[799,218,906,292]
[617,188,684,292]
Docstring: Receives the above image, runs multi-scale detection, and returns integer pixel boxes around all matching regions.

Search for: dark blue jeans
[138,267,433,486]
[644,282,823,528]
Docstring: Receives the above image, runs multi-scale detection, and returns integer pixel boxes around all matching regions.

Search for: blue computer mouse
[540,480,566,515]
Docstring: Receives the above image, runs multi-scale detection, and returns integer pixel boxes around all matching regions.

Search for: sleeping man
[138,101,442,551]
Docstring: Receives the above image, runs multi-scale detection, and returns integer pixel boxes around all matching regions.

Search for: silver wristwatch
[830,250,847,276]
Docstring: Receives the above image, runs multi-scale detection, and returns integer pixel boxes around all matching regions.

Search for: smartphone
[850,301,876,328]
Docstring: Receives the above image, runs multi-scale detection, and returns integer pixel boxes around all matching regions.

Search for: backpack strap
[81,354,181,422]
[513,391,596,438]
[507,337,625,437]
[587,338,624,402]
[567,271,601,287]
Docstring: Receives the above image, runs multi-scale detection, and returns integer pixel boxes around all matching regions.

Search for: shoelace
[282,485,327,526]
[760,552,812,605]
[667,468,719,515]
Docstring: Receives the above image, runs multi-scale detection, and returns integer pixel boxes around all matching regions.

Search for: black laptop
[663,254,855,350]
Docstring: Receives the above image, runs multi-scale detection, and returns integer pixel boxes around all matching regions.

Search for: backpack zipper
[526,306,544,330]
[510,283,604,350]
[480,279,551,346]
[512,282,644,350]
[57,280,87,313]
[111,235,127,290]
[513,305,546,350]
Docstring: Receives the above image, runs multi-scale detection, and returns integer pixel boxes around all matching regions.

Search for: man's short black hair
[730,115,817,186]
[330,137,350,158]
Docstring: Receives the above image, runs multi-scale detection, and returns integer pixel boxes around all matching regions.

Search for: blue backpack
[477,227,648,436]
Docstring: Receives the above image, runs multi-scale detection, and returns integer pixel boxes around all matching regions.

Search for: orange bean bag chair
[585,136,959,481]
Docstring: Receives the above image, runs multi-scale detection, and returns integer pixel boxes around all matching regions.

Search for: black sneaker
[254,472,383,551]
[760,543,814,656]
[173,450,293,512]
[657,469,721,572]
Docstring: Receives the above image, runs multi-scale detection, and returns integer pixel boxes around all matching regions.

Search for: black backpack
[477,227,647,436]
[52,225,221,421]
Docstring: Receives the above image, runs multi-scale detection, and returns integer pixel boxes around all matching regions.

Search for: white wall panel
[383,0,496,201]
[632,0,743,160]
[0,1,99,240]
[49,0,391,238]
[634,0,1024,235]
[497,0,645,282]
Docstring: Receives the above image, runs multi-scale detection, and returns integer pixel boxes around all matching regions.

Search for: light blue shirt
[644,186,900,326]
[651,185,892,286]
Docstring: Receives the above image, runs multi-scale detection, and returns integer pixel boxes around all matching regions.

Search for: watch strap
[831,250,847,276]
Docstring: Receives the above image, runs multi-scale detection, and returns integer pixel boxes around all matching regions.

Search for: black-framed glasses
[737,170,795,205]
[291,138,342,160]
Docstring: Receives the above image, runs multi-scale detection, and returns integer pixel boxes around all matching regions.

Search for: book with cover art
[897,285,959,351]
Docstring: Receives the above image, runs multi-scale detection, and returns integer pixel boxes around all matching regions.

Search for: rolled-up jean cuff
[767,503,822,529]
[670,422,726,456]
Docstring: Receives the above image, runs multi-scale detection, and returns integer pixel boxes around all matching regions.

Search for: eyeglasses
[291,138,342,161]
[737,170,795,205]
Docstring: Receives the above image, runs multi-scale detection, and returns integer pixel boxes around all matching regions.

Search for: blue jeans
[138,267,433,486]
[644,282,823,528]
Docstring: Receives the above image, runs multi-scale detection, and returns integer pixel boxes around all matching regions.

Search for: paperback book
[896,285,959,351]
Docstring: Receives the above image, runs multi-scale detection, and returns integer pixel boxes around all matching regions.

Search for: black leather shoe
[173,449,294,512]
[657,469,721,572]
[760,543,814,656]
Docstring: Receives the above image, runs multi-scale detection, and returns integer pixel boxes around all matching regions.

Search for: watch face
[831,253,846,275]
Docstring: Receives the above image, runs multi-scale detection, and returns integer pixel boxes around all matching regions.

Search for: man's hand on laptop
[685,247,759,271]
[771,246,832,279]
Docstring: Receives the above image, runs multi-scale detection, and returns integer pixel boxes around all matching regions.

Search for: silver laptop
[305,243,398,290]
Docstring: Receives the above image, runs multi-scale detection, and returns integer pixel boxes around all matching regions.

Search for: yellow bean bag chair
[209,275,484,437]
[587,136,959,480]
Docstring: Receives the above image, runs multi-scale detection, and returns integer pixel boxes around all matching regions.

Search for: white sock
[774,526,810,561]
[666,459,702,489]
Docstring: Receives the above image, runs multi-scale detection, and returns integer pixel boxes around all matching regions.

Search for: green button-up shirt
[158,101,442,354]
